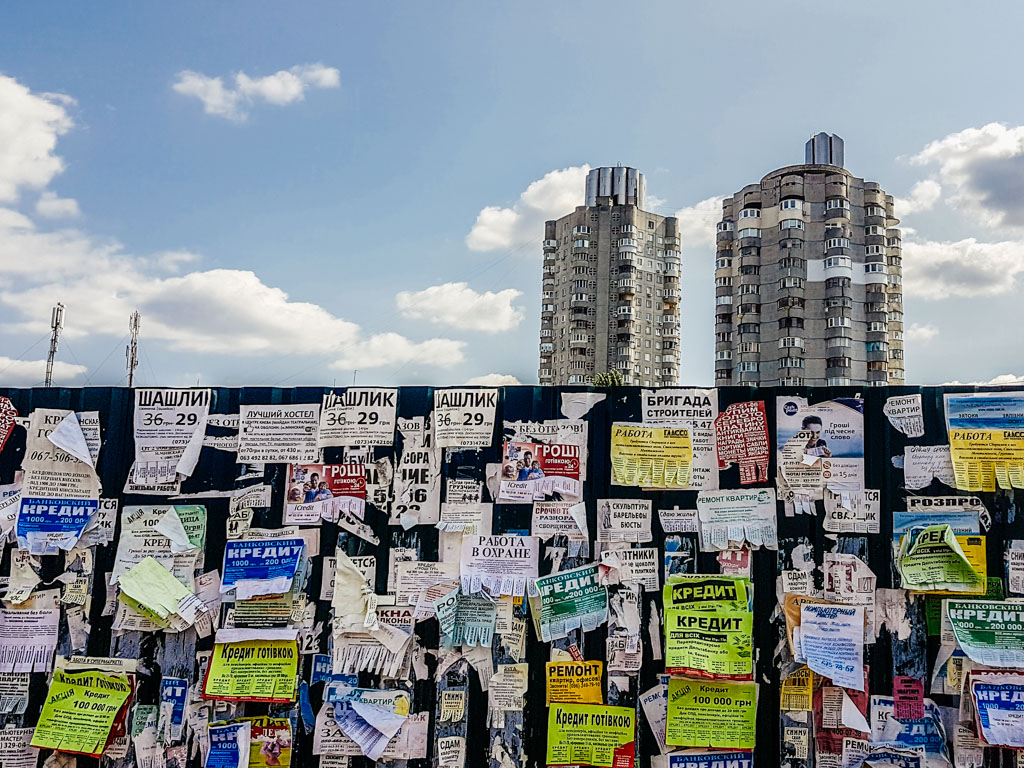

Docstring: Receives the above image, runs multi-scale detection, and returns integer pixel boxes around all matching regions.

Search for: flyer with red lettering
[498,440,582,503]
[285,463,366,523]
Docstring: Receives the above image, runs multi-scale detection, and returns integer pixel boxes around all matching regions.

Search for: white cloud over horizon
[0,356,87,387]
[0,75,74,203]
[172,63,340,121]
[396,282,524,332]
[673,195,725,249]
[466,373,521,386]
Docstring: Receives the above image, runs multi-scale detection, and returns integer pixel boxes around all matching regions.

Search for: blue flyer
[16,497,97,555]
[221,538,305,598]
[207,721,250,768]
[159,676,188,743]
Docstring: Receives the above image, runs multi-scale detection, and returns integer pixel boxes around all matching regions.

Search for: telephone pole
[44,303,64,388]
[126,310,140,387]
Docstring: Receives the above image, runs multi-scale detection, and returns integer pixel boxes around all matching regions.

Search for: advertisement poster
[896,525,985,593]
[714,400,770,485]
[159,676,188,743]
[498,440,582,502]
[285,463,366,524]
[668,752,753,768]
[798,604,865,691]
[459,535,538,597]
[776,397,864,497]
[663,576,749,611]
[432,388,498,448]
[969,675,1024,747]
[665,678,757,749]
[944,392,1024,491]
[0,590,60,673]
[947,601,1024,667]
[237,717,292,767]
[641,388,719,490]
[203,633,299,703]
[532,501,588,541]
[546,661,603,706]
[664,605,753,679]
[208,721,252,768]
[597,499,652,543]
[132,388,210,485]
[546,703,635,768]
[610,424,692,488]
[391,417,441,527]
[221,538,305,599]
[529,563,609,643]
[110,505,205,586]
[695,489,777,551]
[238,405,321,464]
[318,388,398,447]
[30,669,132,757]
[883,394,925,438]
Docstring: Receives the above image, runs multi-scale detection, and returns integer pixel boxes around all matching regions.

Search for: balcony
[539,343,553,353]
[617,306,635,319]
[663,289,680,302]
[569,335,589,348]
[617,279,637,294]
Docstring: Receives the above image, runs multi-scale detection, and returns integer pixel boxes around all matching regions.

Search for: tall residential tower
[539,166,681,386]
[714,134,904,386]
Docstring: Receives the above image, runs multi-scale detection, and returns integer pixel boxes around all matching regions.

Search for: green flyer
[897,524,984,592]
[546,703,635,767]
[666,677,757,749]
[663,576,750,611]
[664,606,753,677]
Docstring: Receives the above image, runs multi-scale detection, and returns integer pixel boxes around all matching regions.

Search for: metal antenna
[44,303,64,388]
[126,310,140,387]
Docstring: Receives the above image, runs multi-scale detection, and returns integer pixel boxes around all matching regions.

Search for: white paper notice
[903,446,955,489]
[432,389,498,448]
[696,488,778,551]
[597,499,653,543]
[391,417,441,527]
[319,389,398,447]
[460,535,539,597]
[0,590,59,673]
[238,404,321,463]
[883,395,925,438]
[799,604,865,691]
[641,388,719,490]
[133,388,211,485]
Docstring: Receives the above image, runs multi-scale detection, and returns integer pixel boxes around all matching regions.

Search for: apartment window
[826,277,852,289]
[778,296,805,310]
[779,277,804,289]
[619,238,637,247]
[827,377,851,386]
[779,317,805,329]
[780,219,805,230]
[780,377,804,386]
[648,221,655,229]
[573,225,591,234]
[715,277,733,287]
[738,342,759,353]
[866,245,885,257]
[827,357,852,368]
[779,357,804,369]
[739,265,760,275]
[827,316,852,328]
[780,198,802,210]
[887,236,902,247]
[780,239,805,249]
[716,295,734,305]
[828,336,852,348]
[778,257,805,269]
[868,321,887,332]
[716,369,732,380]
[737,303,760,314]
[715,351,732,361]
[866,205,886,217]
[824,256,852,269]
[866,225,884,236]
[865,263,886,273]
[891,349,905,360]
[736,362,759,372]
[716,313,732,325]
[826,238,851,249]
[737,323,760,334]
[716,331,733,342]
[717,221,735,232]
[826,198,851,210]
[573,239,590,248]
[739,208,761,219]
[889,255,902,267]
[780,336,803,348]
[867,341,889,351]
[737,228,761,239]
[738,283,759,295]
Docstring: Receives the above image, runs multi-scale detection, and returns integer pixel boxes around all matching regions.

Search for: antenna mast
[126,310,140,387]
[44,303,64,388]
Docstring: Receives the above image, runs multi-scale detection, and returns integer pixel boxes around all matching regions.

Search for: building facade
[539,166,681,386]
[714,133,904,386]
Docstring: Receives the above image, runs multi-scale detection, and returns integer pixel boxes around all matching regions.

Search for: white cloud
[395,282,523,332]
[466,373,520,386]
[466,165,589,252]
[905,323,939,342]
[942,373,1024,386]
[912,122,1024,230]
[0,356,86,387]
[35,191,80,219]
[894,179,941,218]
[172,63,340,121]
[673,195,725,249]
[903,237,1024,299]
[0,75,74,202]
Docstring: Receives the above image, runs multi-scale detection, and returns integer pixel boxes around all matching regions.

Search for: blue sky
[2,1,1024,388]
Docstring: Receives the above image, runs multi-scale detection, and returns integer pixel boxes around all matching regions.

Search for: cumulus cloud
[395,282,523,332]
[0,356,86,387]
[35,191,79,218]
[902,237,1024,299]
[894,179,941,218]
[942,373,1024,386]
[466,373,521,386]
[673,195,725,249]
[912,122,1024,230]
[0,75,74,202]
[905,323,939,342]
[172,63,340,121]
[466,165,589,252]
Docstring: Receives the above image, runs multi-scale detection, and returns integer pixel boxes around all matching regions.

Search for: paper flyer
[238,404,321,464]
[545,661,603,705]
[597,498,652,543]
[610,423,692,488]
[944,391,1024,491]
[947,601,1024,667]
[714,400,770,485]
[284,463,366,524]
[459,534,538,597]
[132,388,211,485]
[30,668,132,757]
[798,604,865,691]
[391,416,441,527]
[432,388,498,448]
[202,631,299,703]
[665,677,757,749]
[221,537,305,599]
[498,439,582,502]
[529,563,609,642]
[208,721,252,768]
[546,703,635,768]
[318,388,398,447]
[776,397,864,497]
[695,489,777,551]
[641,388,720,490]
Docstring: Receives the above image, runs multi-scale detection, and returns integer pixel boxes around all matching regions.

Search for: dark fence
[0,384,1020,768]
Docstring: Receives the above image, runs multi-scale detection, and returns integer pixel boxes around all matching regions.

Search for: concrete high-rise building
[539,166,681,386]
[714,133,904,386]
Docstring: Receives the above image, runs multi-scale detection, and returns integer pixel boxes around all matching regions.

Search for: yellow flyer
[780,666,814,711]
[30,669,133,757]
[945,393,1024,491]
[203,634,299,703]
[545,661,603,705]
[610,423,692,488]
[547,703,634,767]
[666,677,757,749]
